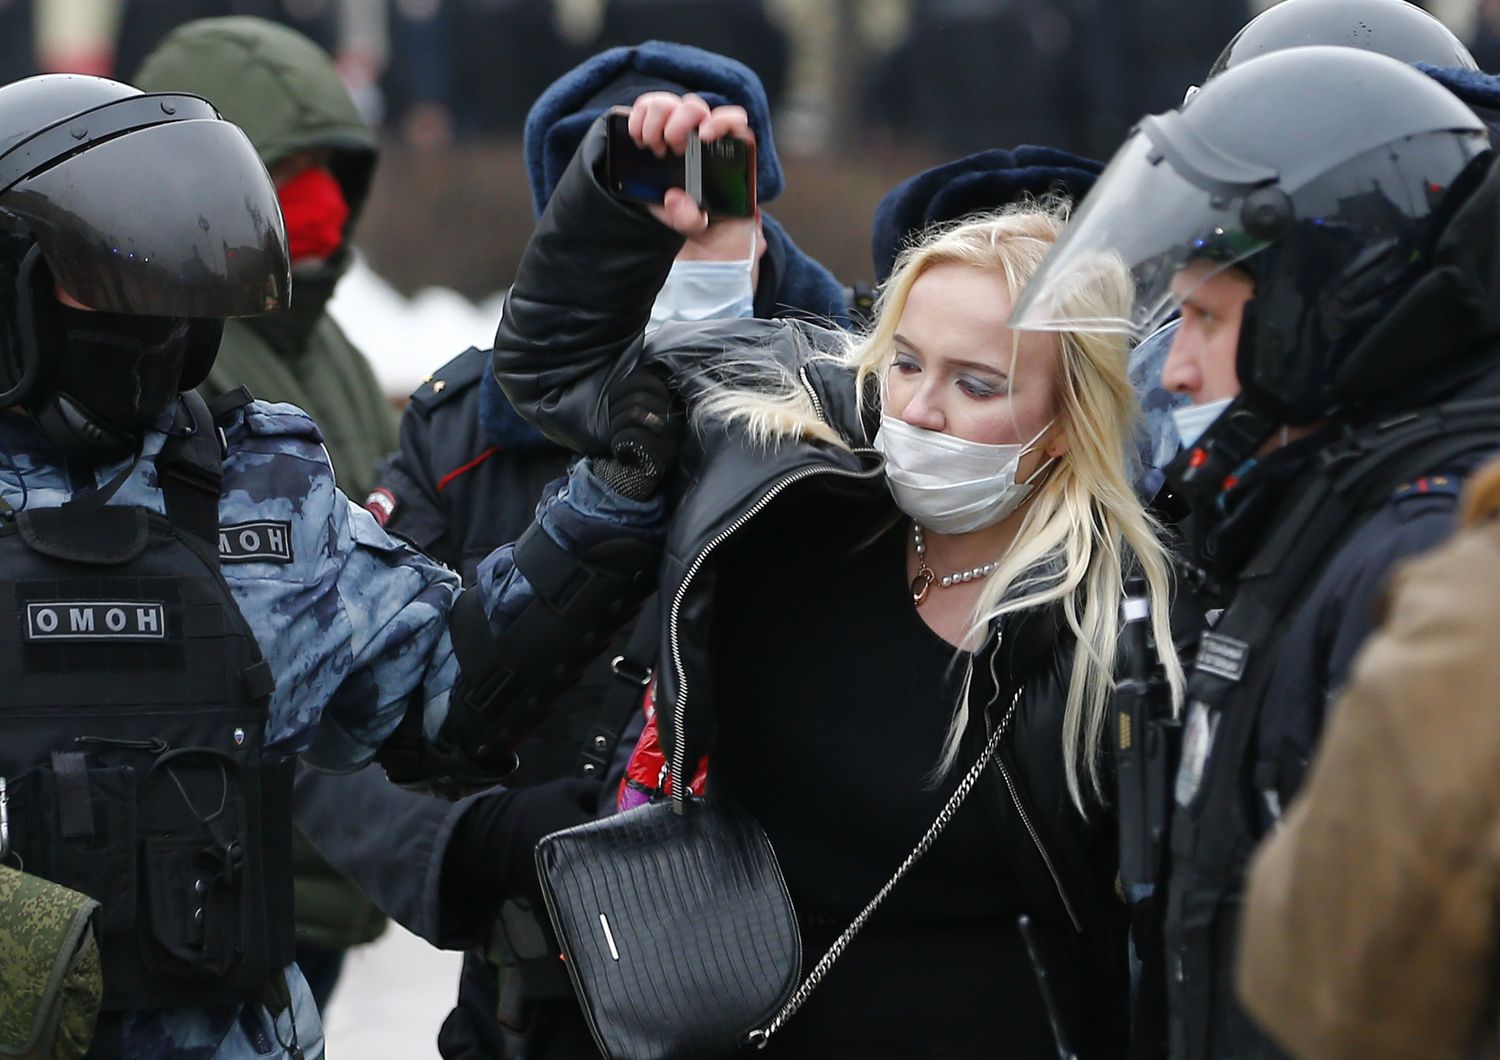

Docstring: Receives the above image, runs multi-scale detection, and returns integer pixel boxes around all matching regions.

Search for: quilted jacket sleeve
[492,119,685,456]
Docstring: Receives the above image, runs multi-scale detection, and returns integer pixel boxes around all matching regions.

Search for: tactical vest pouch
[138,749,249,982]
[0,864,103,1060]
[4,763,138,938]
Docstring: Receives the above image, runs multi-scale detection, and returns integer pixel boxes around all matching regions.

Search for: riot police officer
[0,74,673,1059]
[1011,46,1500,1058]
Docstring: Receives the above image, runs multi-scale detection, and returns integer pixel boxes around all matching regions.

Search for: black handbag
[535,795,800,1059]
[535,687,1020,1059]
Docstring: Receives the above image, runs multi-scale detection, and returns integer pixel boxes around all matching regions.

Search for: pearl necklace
[910,523,1000,605]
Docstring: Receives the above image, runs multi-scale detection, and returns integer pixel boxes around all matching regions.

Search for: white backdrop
[328,254,508,401]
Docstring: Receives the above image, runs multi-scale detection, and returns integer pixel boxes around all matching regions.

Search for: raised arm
[493,95,753,453]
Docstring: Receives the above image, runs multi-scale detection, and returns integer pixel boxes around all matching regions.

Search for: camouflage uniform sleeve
[221,401,463,771]
[299,493,463,771]
[230,400,663,770]
[467,458,665,643]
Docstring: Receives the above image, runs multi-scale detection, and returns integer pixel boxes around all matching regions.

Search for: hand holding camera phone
[604,97,756,220]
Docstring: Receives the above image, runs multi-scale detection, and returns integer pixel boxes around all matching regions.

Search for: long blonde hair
[699,204,1184,808]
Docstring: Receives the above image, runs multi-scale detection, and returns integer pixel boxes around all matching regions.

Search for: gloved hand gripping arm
[377,369,678,791]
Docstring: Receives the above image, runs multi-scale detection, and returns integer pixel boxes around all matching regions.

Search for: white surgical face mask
[647,226,756,332]
[1171,396,1233,449]
[873,414,1055,535]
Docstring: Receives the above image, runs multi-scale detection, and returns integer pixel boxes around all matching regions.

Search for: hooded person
[131,15,398,1012]
[132,16,397,503]
[525,41,847,316]
[285,40,856,1060]
[476,37,852,453]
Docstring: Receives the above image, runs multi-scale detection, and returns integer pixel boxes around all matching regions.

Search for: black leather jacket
[494,118,1130,1052]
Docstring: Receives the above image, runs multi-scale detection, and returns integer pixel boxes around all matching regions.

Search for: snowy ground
[327,254,507,400]
[321,924,465,1059]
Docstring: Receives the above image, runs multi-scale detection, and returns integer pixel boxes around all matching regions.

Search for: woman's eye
[958,377,1001,398]
[892,356,920,374]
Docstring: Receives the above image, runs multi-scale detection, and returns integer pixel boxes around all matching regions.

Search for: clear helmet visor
[1009,129,1274,341]
[2,119,289,317]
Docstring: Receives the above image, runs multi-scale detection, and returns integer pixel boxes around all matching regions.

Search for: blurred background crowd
[9,0,1494,307]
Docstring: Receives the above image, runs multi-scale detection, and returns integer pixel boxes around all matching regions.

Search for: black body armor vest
[1162,394,1500,1060]
[0,391,295,1011]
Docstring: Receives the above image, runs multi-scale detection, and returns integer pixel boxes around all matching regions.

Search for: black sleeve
[1257,491,1460,806]
[492,118,684,456]
[292,762,483,948]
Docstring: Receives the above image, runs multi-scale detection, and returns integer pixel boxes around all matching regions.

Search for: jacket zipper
[983,642,1084,932]
[667,456,883,806]
[797,365,827,424]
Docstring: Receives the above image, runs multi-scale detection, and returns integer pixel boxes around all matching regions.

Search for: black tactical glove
[593,368,680,500]
[439,777,602,937]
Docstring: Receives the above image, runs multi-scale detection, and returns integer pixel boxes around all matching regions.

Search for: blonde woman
[495,93,1183,1058]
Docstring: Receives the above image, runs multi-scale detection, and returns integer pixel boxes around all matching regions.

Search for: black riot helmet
[0,74,289,457]
[1010,47,1489,433]
[1210,0,1477,77]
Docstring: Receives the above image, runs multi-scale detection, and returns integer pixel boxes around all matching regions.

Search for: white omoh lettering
[68,608,94,632]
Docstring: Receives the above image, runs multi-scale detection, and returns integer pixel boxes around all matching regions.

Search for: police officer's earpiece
[1241,186,1294,242]
[29,389,137,459]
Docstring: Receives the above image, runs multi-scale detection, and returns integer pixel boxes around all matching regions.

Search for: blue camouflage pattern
[0,399,664,1058]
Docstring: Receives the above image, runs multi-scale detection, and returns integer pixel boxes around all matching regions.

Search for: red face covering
[278,166,348,263]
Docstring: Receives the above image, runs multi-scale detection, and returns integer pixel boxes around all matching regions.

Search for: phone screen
[605,110,687,204]
[604,109,755,218]
[700,136,754,217]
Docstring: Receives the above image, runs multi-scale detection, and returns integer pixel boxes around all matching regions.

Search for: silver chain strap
[745,684,1022,1048]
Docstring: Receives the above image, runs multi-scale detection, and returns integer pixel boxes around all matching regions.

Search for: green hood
[132,16,377,230]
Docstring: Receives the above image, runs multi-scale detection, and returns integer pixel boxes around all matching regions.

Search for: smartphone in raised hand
[604,107,756,218]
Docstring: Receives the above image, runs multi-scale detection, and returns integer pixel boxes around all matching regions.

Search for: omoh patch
[219,520,293,563]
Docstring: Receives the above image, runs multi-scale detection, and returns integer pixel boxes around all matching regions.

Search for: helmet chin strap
[0,244,51,410]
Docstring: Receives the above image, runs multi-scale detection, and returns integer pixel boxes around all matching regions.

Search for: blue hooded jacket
[481,41,850,450]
